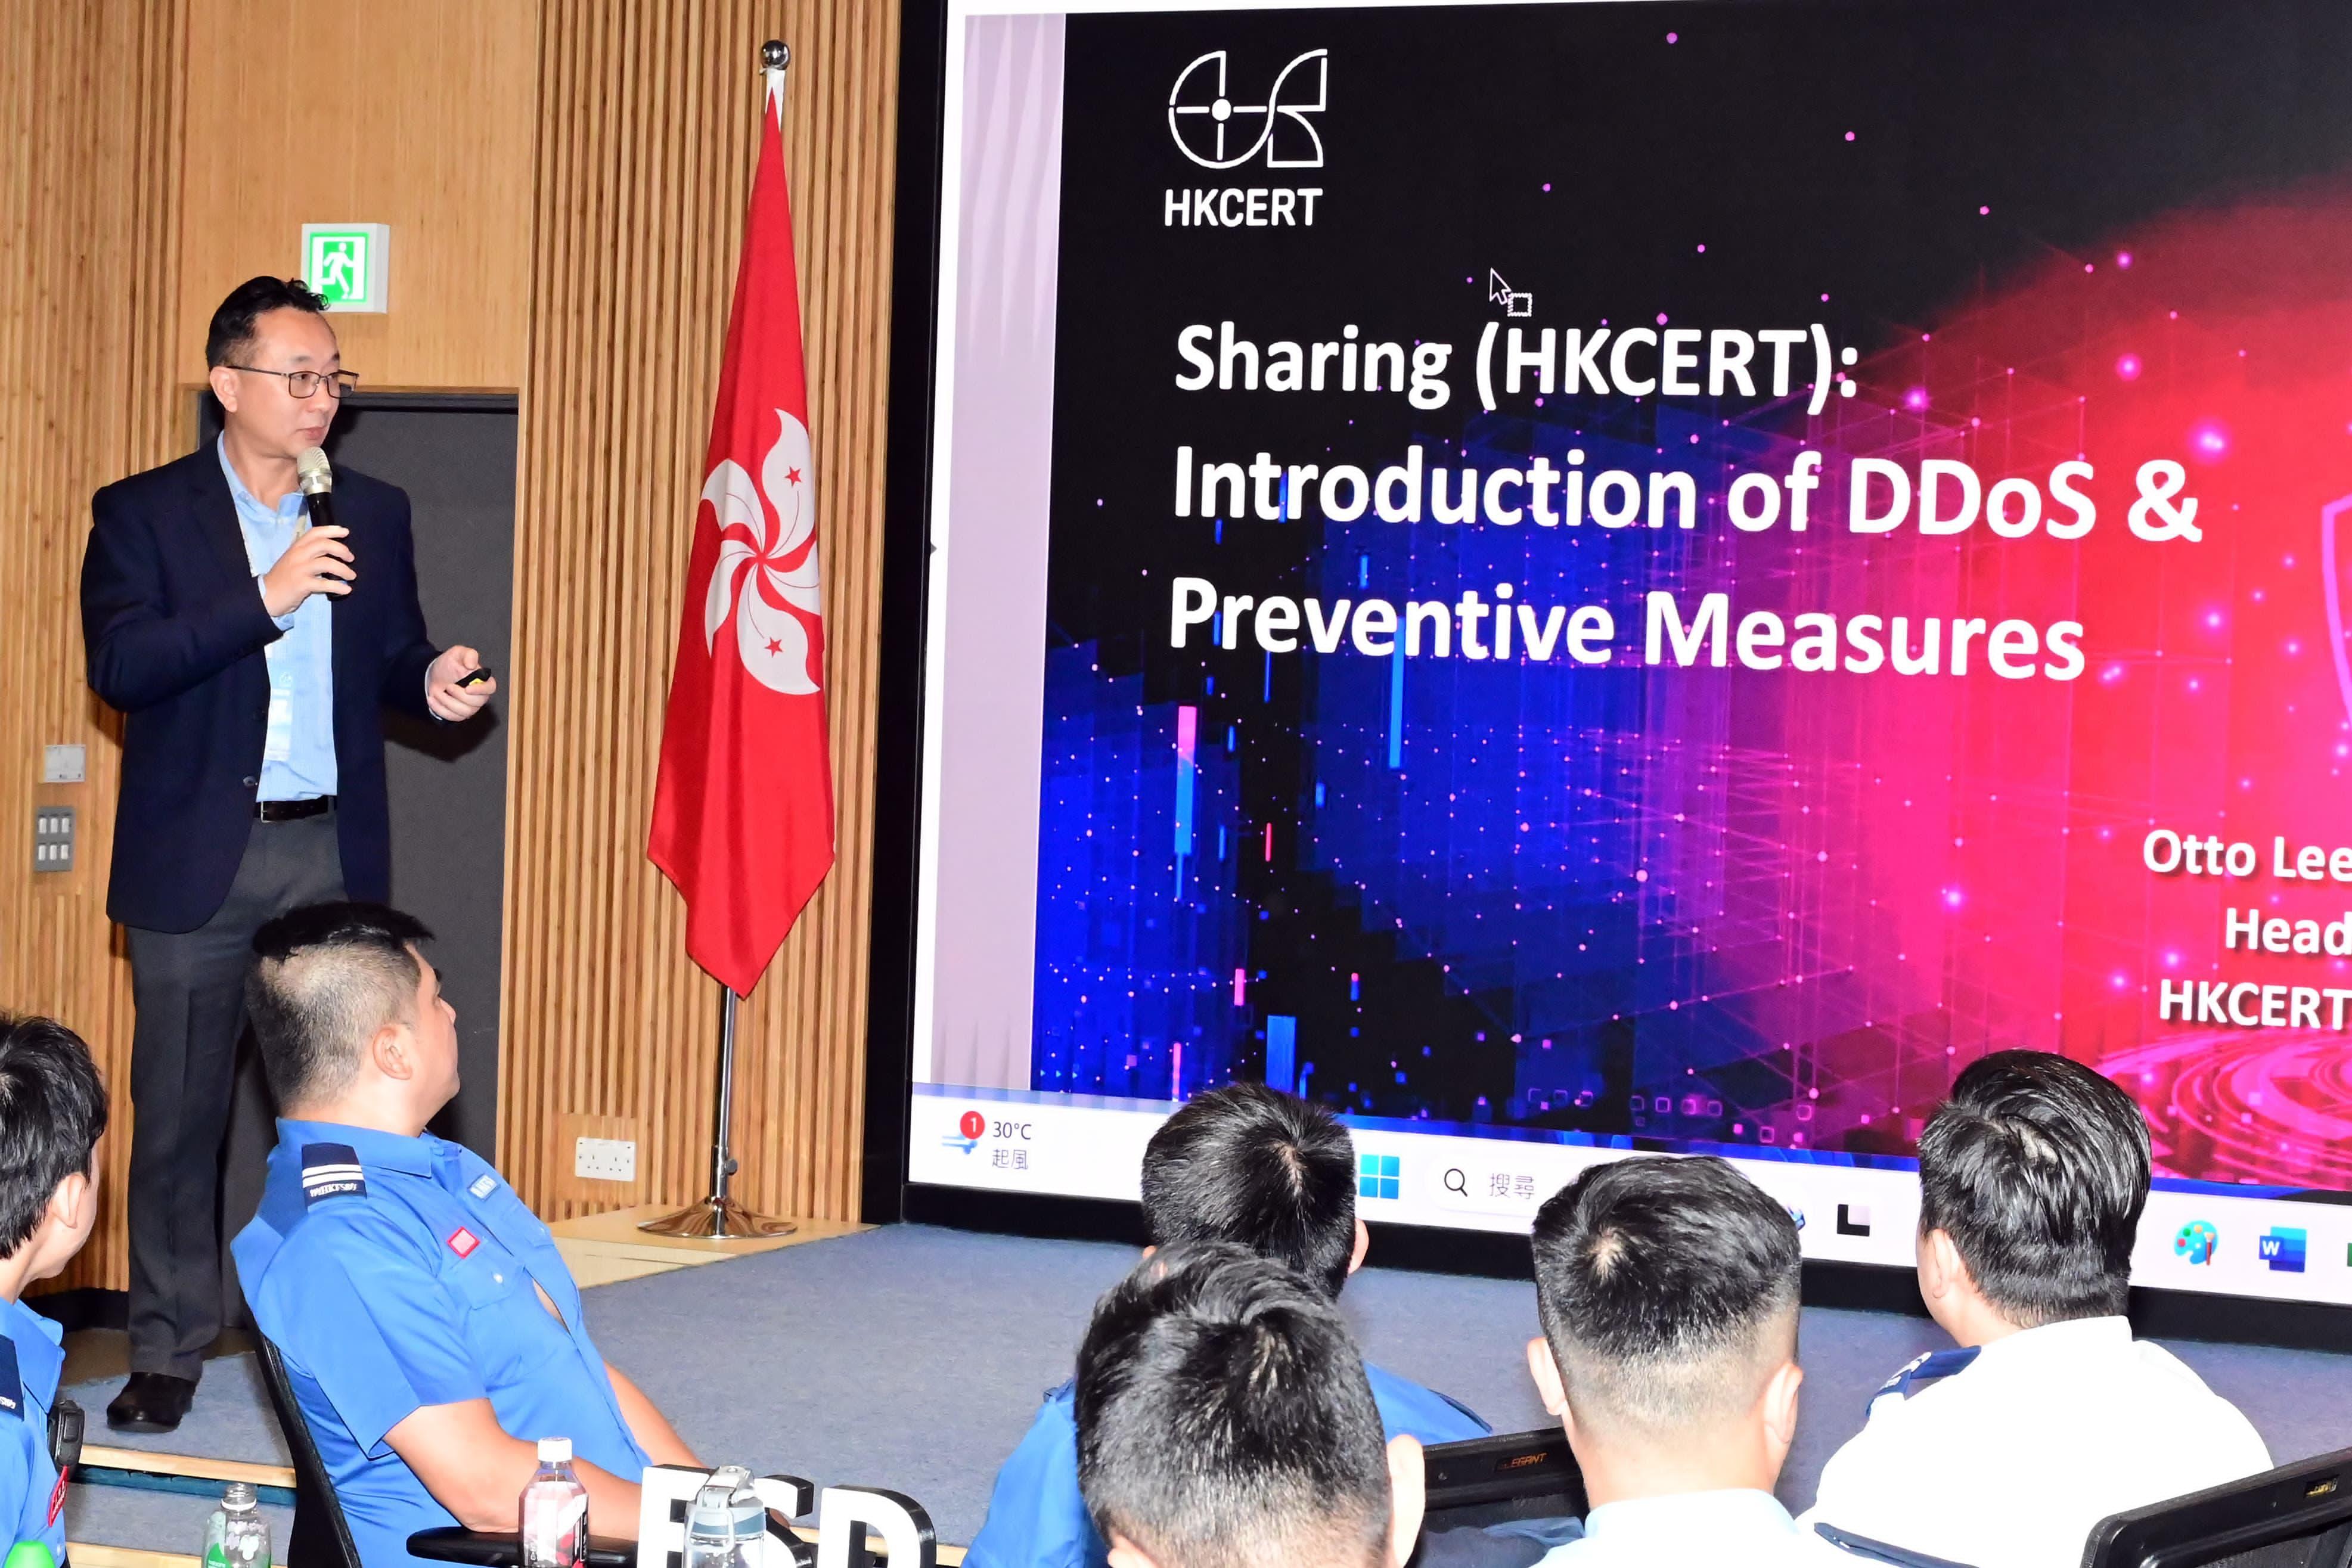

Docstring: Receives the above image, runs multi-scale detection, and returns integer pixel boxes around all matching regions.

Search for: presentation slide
[907,0,2352,1306]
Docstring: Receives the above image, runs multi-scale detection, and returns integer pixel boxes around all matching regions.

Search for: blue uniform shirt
[232,1121,649,1568]
[964,1362,1490,1568]
[219,436,337,800]
[0,1296,67,1559]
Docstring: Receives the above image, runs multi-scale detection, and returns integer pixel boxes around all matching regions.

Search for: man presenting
[80,276,496,1432]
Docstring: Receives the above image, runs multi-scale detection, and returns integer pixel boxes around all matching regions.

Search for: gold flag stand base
[637,1194,796,1241]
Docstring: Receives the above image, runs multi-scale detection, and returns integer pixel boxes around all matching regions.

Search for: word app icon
[2259,1227,2307,1273]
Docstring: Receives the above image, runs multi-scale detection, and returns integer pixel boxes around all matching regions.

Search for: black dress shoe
[106,1371,196,1433]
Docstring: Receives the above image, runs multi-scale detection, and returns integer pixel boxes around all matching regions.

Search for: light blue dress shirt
[0,1294,67,1560]
[233,1120,650,1568]
[219,437,337,799]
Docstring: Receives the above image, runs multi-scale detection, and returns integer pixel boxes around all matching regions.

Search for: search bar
[1426,1159,1547,1218]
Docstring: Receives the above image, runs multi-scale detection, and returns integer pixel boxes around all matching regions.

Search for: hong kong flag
[648,69,833,996]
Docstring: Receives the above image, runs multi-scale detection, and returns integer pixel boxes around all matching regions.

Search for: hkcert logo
[1167,49,1328,169]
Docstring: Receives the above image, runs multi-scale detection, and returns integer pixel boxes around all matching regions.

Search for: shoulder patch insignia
[448,1227,480,1259]
[0,1336,20,1417]
[468,1172,498,1200]
[301,1143,368,1205]
[1869,1345,1981,1411]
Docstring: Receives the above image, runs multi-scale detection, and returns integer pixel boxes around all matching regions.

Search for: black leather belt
[255,796,335,822]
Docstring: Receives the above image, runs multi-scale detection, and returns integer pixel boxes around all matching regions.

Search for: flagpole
[639,38,801,1244]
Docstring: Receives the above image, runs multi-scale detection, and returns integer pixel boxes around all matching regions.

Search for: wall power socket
[575,1135,637,1182]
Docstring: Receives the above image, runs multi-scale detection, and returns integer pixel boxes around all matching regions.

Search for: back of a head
[1077,1241,1394,1568]
[1531,1156,1801,1445]
[246,901,435,1111]
[0,1016,108,1254]
[1918,1048,2151,1326]
[1139,1082,1356,1297]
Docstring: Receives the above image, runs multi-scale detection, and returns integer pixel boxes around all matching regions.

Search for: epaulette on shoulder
[1868,1346,1981,1412]
[300,1143,369,1206]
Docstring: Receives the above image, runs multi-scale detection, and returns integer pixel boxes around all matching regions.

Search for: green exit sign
[300,223,391,313]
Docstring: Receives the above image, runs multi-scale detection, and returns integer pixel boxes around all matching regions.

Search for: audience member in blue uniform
[1074,1242,1425,1568]
[966,1084,1488,1568]
[1523,1156,1841,1566]
[231,903,701,1568]
[0,1016,108,1561]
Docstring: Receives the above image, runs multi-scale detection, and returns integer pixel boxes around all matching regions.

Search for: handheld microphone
[294,445,336,534]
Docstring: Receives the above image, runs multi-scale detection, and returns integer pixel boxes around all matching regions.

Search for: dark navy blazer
[81,447,441,933]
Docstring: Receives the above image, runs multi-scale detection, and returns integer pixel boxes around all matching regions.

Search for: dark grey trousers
[124,811,343,1380]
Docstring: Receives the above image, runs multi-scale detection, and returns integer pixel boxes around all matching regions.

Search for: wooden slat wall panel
[0,0,189,1293]
[175,0,541,392]
[500,1,901,1222]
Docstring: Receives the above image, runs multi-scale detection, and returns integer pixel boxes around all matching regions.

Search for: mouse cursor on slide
[1488,269,1534,317]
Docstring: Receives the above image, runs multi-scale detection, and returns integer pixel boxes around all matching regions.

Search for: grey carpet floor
[59,1224,2352,1552]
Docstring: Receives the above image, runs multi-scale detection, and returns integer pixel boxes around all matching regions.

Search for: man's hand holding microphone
[259,524,355,617]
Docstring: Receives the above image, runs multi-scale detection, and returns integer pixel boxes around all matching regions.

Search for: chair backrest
[1421,1426,1585,1527]
[2081,1446,2352,1568]
[256,1336,366,1568]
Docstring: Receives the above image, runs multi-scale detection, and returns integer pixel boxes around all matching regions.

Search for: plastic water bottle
[519,1437,589,1568]
[684,1466,764,1568]
[203,1481,271,1568]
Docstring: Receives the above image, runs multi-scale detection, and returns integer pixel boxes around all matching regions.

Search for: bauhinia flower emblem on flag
[701,408,822,694]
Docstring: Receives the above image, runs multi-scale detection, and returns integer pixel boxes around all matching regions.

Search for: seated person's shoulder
[254,1190,437,1308]
[2124,1339,2270,1460]
[963,1381,1097,1568]
[1365,1363,1491,1442]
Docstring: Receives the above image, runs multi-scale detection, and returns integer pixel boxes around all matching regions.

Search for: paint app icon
[2173,1221,2218,1265]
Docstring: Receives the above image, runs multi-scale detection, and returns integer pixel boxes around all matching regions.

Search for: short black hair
[1140,1083,1357,1297]
[1917,1050,2150,1325]
[1077,1243,1394,1568]
[1531,1156,1801,1438]
[247,902,436,1110]
[205,275,328,369]
[0,1016,108,1256]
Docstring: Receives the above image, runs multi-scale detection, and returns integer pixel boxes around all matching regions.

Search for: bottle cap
[538,1437,572,1463]
[224,1481,257,1509]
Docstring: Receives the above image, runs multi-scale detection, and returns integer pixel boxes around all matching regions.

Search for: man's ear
[1761,1358,1804,1454]
[48,1170,92,1235]
[371,1020,416,1083]
[1104,1535,1159,1568]
[207,364,241,414]
[1348,1216,1369,1277]
[1919,1228,1967,1305]
[1525,1335,1568,1419]
[1385,1433,1425,1568]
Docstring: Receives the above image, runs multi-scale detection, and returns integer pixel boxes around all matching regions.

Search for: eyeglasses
[227,365,361,399]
